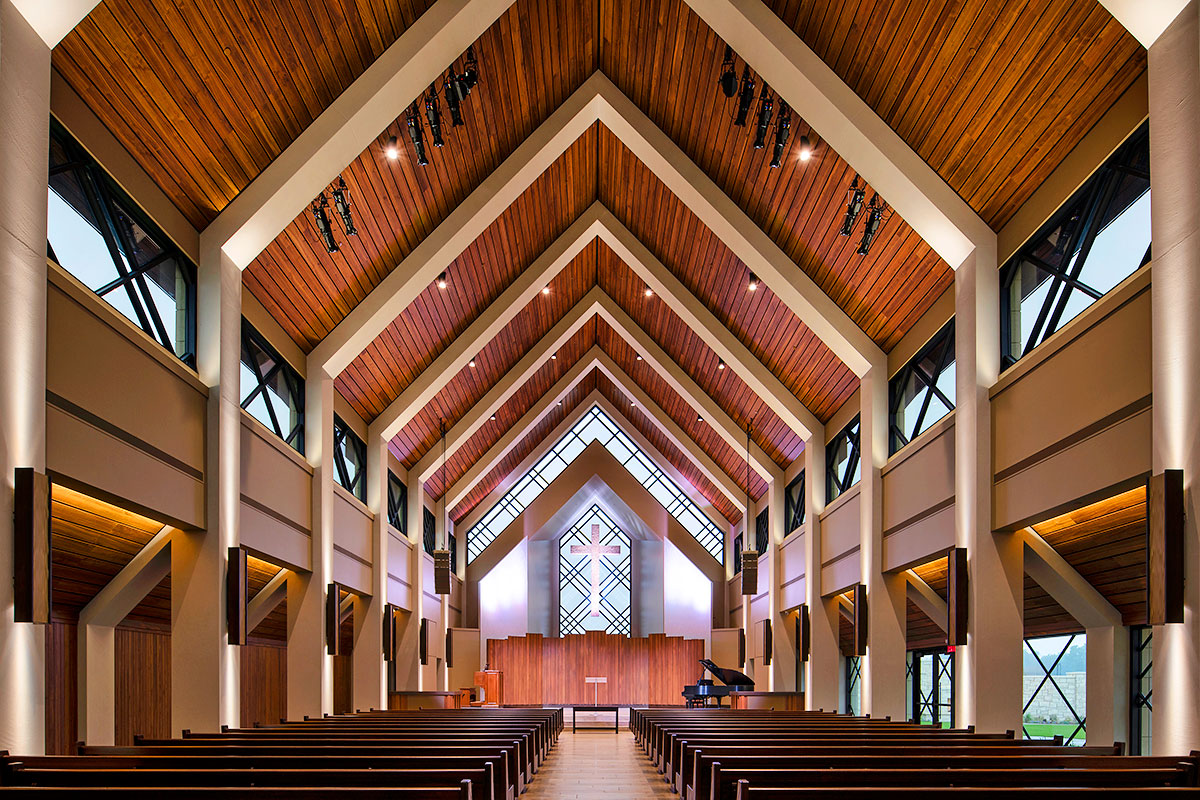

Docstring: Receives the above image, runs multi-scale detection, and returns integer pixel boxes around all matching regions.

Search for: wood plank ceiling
[55,0,1145,518]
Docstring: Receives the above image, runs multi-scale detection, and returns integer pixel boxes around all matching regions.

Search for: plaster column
[1149,0,1200,755]
[803,435,838,710]
[0,0,49,754]
[1085,626,1129,747]
[954,244,1024,733]
[860,365,907,719]
[767,478,795,691]
[174,240,241,733]
[407,479,430,689]
[352,431,388,710]
[288,368,334,718]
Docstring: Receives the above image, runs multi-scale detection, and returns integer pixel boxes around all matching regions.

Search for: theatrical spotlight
[734,65,755,127]
[444,71,465,126]
[311,193,338,254]
[858,195,885,255]
[753,88,774,149]
[770,102,791,168]
[718,45,737,98]
[406,103,429,166]
[330,178,357,237]
[461,46,479,93]
[840,175,865,236]
[425,89,445,148]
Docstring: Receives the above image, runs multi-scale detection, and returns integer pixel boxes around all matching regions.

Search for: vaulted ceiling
[54,0,1146,523]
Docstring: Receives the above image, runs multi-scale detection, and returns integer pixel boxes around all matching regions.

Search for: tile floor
[525,709,674,799]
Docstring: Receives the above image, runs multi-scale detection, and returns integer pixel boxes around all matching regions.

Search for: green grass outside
[1024,722,1084,742]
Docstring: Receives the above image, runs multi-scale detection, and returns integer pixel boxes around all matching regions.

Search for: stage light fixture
[437,271,448,289]
[425,89,444,148]
[406,103,429,166]
[311,193,338,254]
[330,178,357,237]
[718,45,737,98]
[840,175,865,237]
[798,134,813,163]
[384,135,400,161]
[857,194,884,256]
[734,65,755,127]
[770,103,791,168]
[461,46,479,93]
[747,272,759,292]
[444,71,465,127]
[753,88,774,149]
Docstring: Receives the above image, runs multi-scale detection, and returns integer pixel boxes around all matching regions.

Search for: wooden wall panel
[114,623,171,745]
[333,654,353,715]
[487,632,701,706]
[240,641,287,727]
[45,621,79,755]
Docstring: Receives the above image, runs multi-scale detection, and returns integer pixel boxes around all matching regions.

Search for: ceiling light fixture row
[718,46,814,168]
[309,177,358,254]
[384,45,481,167]
[839,174,890,255]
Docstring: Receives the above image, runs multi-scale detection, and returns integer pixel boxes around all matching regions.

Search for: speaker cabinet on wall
[13,468,50,624]
[738,627,746,667]
[434,548,452,595]
[947,546,968,646]
[740,551,759,596]
[382,603,397,662]
[798,605,811,663]
[1148,469,1185,625]
[419,617,429,666]
[852,583,868,656]
[226,547,248,646]
[445,628,454,668]
[755,619,772,666]
[325,582,342,656]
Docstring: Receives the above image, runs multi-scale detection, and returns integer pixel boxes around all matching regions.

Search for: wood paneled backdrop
[486,632,704,706]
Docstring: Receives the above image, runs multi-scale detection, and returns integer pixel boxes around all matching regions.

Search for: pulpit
[474,669,503,706]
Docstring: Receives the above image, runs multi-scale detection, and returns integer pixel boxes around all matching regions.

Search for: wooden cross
[570,524,621,616]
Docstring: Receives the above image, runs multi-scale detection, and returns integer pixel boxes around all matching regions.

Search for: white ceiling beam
[205,0,517,270]
[904,570,948,633]
[685,0,992,266]
[79,526,172,628]
[1020,527,1122,629]
[374,211,600,441]
[11,0,100,48]
[246,568,290,633]
[1097,0,1188,49]
[593,204,820,439]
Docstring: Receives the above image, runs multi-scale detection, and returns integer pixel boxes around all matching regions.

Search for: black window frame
[733,532,744,574]
[332,415,367,502]
[889,320,955,455]
[755,508,768,554]
[845,655,861,715]
[784,471,805,535]
[240,320,305,454]
[1001,123,1150,369]
[1130,625,1152,755]
[47,119,197,367]
[423,507,437,556]
[387,471,408,533]
[826,415,861,504]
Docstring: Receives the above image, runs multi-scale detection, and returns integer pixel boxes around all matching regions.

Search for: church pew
[732,786,1200,799]
[689,753,1197,800]
[0,788,470,799]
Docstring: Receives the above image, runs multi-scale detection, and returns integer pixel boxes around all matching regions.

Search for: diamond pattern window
[558,505,631,636]
[387,471,407,533]
[333,415,366,502]
[826,416,861,504]
[784,472,805,535]
[889,320,955,455]
[240,320,304,453]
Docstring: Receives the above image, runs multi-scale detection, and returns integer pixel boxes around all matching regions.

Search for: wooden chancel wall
[486,632,705,706]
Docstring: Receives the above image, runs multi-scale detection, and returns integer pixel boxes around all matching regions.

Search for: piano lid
[698,658,754,687]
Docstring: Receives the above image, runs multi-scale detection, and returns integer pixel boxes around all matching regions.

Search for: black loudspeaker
[226,547,248,646]
[1148,470,1185,625]
[740,551,759,596]
[757,619,772,666]
[326,582,342,656]
[798,605,811,663]
[445,628,454,668]
[13,468,50,624]
[851,583,868,656]
[738,626,746,668]
[419,617,429,666]
[947,546,968,646]
[434,548,452,595]
[382,603,397,662]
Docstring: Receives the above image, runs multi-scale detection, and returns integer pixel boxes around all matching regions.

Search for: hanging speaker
[326,582,342,656]
[852,583,868,656]
[226,546,248,646]
[434,548,452,595]
[740,551,759,596]
[947,546,968,646]
[1148,470,1185,625]
[798,604,811,663]
[13,468,50,624]
[382,603,397,662]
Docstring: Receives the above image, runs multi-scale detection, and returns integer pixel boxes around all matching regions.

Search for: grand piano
[681,658,754,707]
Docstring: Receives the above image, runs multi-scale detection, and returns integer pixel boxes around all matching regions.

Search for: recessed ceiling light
[644,287,654,298]
[468,357,476,368]
[551,354,557,360]
[542,286,551,295]
[718,359,726,370]
[384,135,400,161]
[747,272,759,292]
[437,271,448,290]
[635,354,643,361]
[490,414,496,421]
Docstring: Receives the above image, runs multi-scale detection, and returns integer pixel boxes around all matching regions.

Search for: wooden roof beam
[1019,526,1122,630]
[904,570,948,634]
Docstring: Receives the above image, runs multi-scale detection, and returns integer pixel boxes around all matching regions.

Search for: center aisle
[525,729,673,799]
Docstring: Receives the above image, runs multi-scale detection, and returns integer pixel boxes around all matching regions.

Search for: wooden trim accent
[14,468,51,624]
[993,395,1151,483]
[47,390,204,481]
[240,493,310,536]
[883,496,956,539]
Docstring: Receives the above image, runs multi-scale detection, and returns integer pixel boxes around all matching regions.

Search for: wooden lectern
[473,670,503,706]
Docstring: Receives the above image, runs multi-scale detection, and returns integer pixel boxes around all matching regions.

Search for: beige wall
[881,415,956,570]
[819,487,860,595]
[779,530,806,611]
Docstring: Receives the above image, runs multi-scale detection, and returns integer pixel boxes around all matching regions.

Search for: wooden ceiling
[247,555,288,642]
[56,0,1145,519]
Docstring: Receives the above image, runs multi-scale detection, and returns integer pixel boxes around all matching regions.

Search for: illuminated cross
[570,524,621,616]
